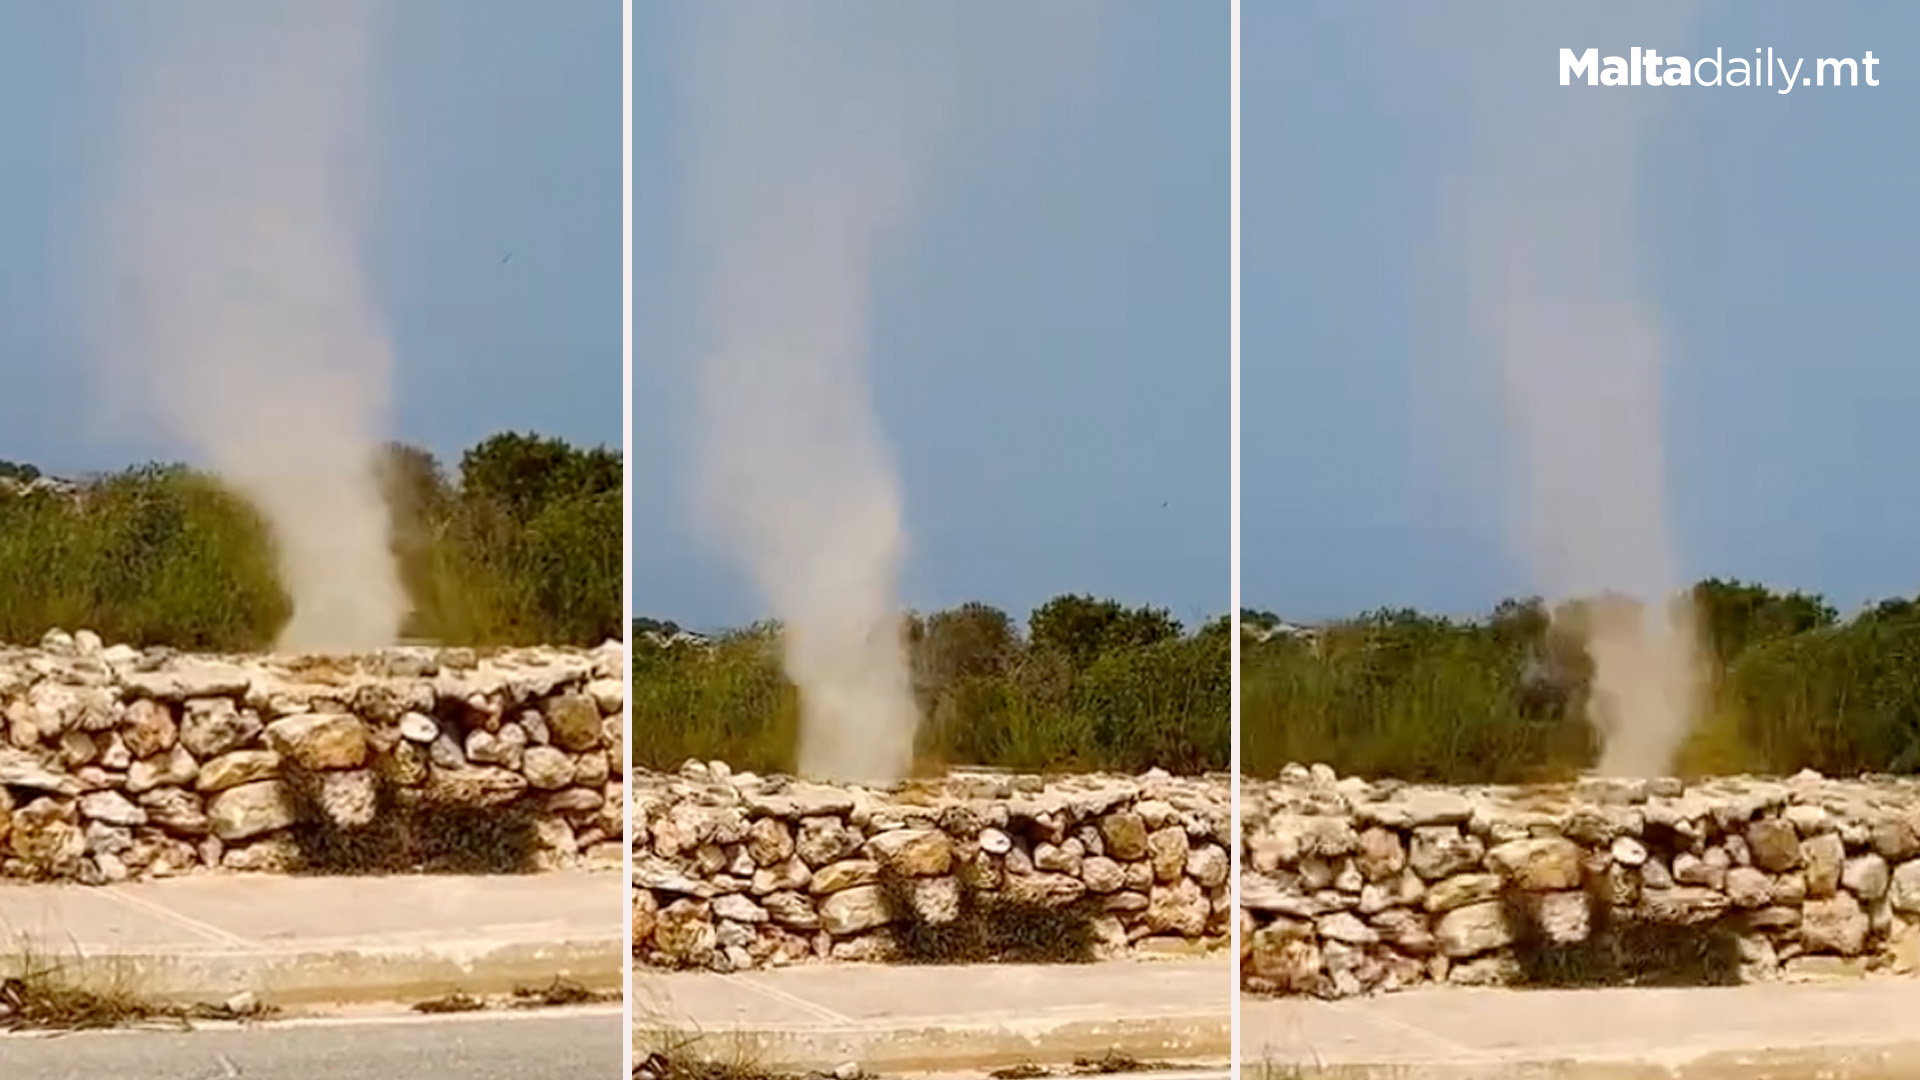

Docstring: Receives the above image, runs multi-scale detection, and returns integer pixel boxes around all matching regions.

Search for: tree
[378,442,452,523]
[1029,594,1181,668]
[521,490,622,643]
[911,602,1020,690]
[459,432,616,523]
[1692,578,1837,664]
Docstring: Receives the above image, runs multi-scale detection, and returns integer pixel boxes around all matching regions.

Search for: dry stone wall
[632,764,1231,971]
[0,631,625,881]
[1242,764,1920,997]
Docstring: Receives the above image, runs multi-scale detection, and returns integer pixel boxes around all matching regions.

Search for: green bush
[1242,579,1920,781]
[630,597,1228,776]
[0,465,286,650]
[0,434,619,651]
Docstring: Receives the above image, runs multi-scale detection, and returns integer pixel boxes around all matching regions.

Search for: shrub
[631,599,1228,775]
[877,864,1100,964]
[280,762,541,875]
[0,433,619,650]
[1243,581,1920,781]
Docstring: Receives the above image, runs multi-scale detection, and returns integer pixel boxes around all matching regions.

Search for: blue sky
[634,3,1227,631]
[1248,2,1918,621]
[0,1,619,475]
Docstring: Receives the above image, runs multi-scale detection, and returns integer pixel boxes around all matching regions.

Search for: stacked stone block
[1242,764,1920,996]
[633,763,1231,971]
[0,631,625,880]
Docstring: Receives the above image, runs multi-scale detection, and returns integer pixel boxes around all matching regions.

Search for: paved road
[0,1006,622,1080]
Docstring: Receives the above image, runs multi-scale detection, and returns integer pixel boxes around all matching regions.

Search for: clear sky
[0,1,619,475]
[1249,2,1918,621]
[634,3,1227,631]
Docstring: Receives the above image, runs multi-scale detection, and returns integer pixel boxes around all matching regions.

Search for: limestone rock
[543,693,604,752]
[1802,894,1869,956]
[8,797,85,872]
[78,790,145,827]
[1435,901,1513,958]
[797,816,861,866]
[197,750,281,794]
[426,766,528,807]
[1487,837,1583,891]
[318,769,379,828]
[865,828,952,877]
[522,746,574,790]
[1801,833,1844,898]
[1747,818,1802,873]
[1100,811,1149,861]
[0,750,80,796]
[1889,859,1920,915]
[179,700,262,759]
[398,712,440,744]
[121,699,178,759]
[819,885,892,936]
[1147,826,1190,882]
[265,713,368,771]
[207,780,295,842]
[138,786,210,836]
[127,746,198,794]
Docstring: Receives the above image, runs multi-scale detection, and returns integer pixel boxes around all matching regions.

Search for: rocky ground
[1241,763,1920,997]
[632,763,1232,971]
[0,630,625,881]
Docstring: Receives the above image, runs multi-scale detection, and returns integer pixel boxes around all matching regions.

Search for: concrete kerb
[630,961,1232,1075]
[1245,982,1920,1080]
[35,935,626,1008]
[0,871,626,1010]
[1243,1045,1920,1080]
[633,1012,1230,1076]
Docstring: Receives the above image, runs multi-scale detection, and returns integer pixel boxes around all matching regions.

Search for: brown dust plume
[1457,11,1705,777]
[679,7,960,783]
[84,0,404,653]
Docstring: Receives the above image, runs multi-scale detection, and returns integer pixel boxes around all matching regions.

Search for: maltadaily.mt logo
[1560,48,1881,92]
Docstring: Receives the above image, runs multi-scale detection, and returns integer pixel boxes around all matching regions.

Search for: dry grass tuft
[0,934,274,1032]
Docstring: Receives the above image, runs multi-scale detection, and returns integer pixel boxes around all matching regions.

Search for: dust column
[87,0,405,653]
[678,7,961,783]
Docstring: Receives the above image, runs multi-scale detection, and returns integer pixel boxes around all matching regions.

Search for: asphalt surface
[0,1006,623,1080]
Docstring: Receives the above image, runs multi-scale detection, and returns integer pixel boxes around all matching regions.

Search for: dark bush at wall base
[280,763,542,877]
[1500,884,1744,990]
[877,865,1100,965]
[629,595,1230,775]
[0,432,620,651]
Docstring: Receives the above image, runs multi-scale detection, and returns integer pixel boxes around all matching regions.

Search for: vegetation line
[1242,580,1920,781]
[633,597,1229,775]
[0,432,620,650]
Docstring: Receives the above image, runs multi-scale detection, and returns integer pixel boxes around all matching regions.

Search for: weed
[511,978,618,1007]
[412,992,486,1014]
[0,933,275,1032]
